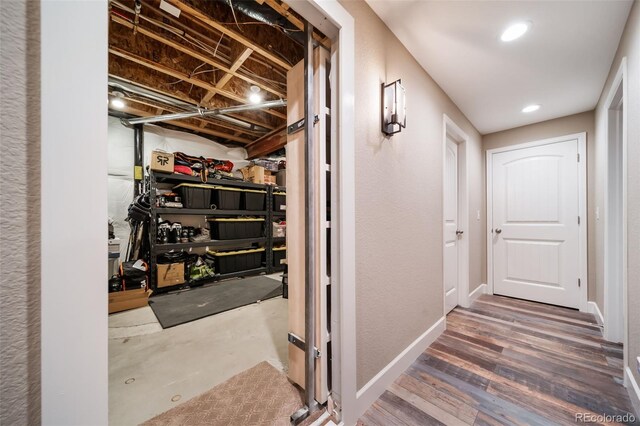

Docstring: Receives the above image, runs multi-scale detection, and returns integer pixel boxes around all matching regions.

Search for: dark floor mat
[149,276,283,328]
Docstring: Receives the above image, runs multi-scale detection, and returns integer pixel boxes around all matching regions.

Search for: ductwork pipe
[121,99,287,126]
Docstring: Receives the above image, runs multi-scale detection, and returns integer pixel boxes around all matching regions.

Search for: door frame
[603,57,627,351]
[40,1,357,425]
[442,115,470,310]
[485,133,588,312]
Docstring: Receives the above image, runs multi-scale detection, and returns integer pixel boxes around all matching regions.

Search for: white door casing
[488,135,587,310]
[444,139,459,313]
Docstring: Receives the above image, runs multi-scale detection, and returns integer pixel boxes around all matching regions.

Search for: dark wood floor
[358,294,638,425]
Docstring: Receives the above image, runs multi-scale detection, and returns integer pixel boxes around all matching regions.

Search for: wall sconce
[381,79,406,136]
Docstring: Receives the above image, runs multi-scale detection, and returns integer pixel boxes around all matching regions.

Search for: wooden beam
[202,47,254,104]
[165,0,292,71]
[110,15,285,99]
[114,101,253,144]
[245,125,287,159]
[109,46,286,120]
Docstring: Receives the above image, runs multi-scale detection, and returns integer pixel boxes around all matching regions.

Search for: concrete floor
[108,274,288,426]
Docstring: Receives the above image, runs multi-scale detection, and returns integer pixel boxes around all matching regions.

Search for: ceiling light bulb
[250,85,260,93]
[111,98,125,109]
[501,22,530,42]
[249,93,262,104]
[522,104,540,113]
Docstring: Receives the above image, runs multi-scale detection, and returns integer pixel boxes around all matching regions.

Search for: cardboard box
[240,165,272,184]
[264,175,276,185]
[157,262,185,288]
[108,288,151,314]
[150,150,175,173]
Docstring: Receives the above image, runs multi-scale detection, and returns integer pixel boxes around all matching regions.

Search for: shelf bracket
[288,117,305,135]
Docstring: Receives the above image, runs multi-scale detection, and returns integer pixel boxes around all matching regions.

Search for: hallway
[358,295,637,425]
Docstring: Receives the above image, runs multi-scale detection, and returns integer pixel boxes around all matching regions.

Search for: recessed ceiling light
[111,98,125,109]
[501,22,530,42]
[522,104,540,113]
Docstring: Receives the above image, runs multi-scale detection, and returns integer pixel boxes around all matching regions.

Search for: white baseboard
[587,301,604,326]
[625,367,640,417]
[354,317,445,420]
[468,283,487,305]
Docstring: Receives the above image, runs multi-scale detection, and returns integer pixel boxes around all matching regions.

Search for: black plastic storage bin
[173,184,213,209]
[273,191,286,212]
[272,246,286,267]
[207,218,265,240]
[211,186,242,210]
[242,189,267,211]
[207,247,265,274]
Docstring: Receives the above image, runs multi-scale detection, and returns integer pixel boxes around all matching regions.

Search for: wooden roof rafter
[164,0,293,71]
[108,46,287,120]
[109,12,286,99]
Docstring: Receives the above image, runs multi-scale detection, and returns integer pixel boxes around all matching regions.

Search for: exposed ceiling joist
[114,101,253,144]
[108,46,287,120]
[164,0,293,71]
[110,14,285,99]
[201,47,254,105]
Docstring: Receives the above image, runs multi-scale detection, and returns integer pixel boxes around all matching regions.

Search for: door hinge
[577,153,580,162]
[578,278,581,288]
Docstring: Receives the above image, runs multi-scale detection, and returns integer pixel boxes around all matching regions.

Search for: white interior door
[491,139,580,308]
[444,138,459,313]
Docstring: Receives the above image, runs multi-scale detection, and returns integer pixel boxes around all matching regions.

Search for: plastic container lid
[272,246,287,251]
[273,191,287,195]
[206,218,265,222]
[206,247,265,256]
[173,183,216,189]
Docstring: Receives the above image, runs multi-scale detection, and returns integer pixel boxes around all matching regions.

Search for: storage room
[105,0,331,423]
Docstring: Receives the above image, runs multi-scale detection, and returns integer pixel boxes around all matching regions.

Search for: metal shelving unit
[148,171,275,292]
[268,185,286,272]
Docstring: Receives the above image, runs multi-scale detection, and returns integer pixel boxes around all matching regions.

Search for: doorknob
[495,228,502,234]
[456,230,464,235]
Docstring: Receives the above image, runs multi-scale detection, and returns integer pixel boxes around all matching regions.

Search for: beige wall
[0,0,41,423]
[594,0,640,395]
[482,111,597,306]
[338,0,484,390]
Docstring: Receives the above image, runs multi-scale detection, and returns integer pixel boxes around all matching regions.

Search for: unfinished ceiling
[108,0,327,148]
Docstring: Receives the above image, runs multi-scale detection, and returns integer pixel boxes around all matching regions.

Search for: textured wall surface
[594,0,640,394]
[482,111,597,306]
[338,0,483,390]
[0,0,41,424]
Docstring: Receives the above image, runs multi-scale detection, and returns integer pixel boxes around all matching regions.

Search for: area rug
[149,276,282,328]
[141,361,303,426]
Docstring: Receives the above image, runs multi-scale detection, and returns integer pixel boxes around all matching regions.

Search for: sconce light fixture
[381,79,406,136]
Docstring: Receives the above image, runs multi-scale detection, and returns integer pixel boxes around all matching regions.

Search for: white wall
[41,0,109,424]
[107,116,250,259]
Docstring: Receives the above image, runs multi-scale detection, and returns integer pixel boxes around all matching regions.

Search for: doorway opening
[105,2,337,424]
[442,115,470,313]
[603,58,627,348]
